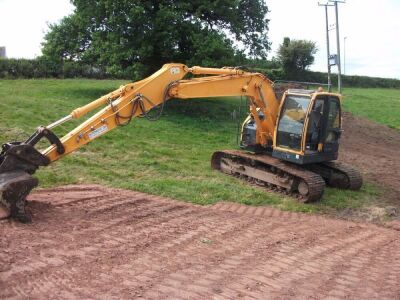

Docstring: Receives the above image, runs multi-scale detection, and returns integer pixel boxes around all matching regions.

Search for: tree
[41,0,270,78]
[41,14,90,62]
[277,37,317,73]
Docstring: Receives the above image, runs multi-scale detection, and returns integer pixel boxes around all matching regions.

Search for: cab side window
[326,98,341,143]
[328,100,340,129]
[306,98,325,150]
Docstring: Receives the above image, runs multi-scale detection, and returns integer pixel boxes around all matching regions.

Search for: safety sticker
[170,67,180,75]
[88,125,108,140]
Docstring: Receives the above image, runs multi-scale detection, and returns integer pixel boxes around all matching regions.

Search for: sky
[267,0,400,79]
[0,0,399,79]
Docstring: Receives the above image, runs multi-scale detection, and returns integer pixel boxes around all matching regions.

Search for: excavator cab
[272,89,341,164]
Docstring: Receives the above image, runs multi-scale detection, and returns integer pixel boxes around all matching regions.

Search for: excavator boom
[42,64,279,162]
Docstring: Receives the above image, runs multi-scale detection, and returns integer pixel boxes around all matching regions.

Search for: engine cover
[240,118,257,149]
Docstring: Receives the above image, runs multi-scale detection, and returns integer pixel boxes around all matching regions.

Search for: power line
[318,2,334,92]
[319,0,345,93]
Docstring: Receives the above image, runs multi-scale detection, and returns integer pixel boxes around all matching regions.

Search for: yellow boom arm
[43,63,279,162]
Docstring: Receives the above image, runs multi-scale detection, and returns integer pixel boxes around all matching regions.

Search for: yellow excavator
[0,63,362,222]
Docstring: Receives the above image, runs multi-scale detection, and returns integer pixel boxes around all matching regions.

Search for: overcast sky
[0,0,399,79]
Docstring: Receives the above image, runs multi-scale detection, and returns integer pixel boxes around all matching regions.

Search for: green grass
[343,88,400,130]
[0,79,395,216]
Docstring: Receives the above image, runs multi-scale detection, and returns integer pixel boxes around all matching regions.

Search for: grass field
[0,79,397,215]
[343,88,400,130]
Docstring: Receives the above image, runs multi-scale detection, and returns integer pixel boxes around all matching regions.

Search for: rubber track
[322,161,363,190]
[212,150,325,202]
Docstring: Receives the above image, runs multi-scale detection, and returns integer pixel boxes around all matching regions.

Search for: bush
[1,58,399,89]
[0,58,110,79]
[251,66,400,89]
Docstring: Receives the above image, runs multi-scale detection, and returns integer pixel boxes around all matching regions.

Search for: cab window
[276,95,311,150]
[306,98,325,151]
[326,98,341,143]
[328,99,340,129]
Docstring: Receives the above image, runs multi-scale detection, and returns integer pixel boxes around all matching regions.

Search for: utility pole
[344,36,347,75]
[329,0,345,93]
[318,2,334,91]
[0,47,6,58]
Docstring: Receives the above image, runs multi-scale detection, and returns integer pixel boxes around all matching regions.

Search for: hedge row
[1,58,399,88]
[0,58,113,79]
[256,67,400,89]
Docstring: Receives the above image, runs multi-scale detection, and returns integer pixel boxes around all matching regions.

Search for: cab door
[305,95,341,154]
[323,96,341,153]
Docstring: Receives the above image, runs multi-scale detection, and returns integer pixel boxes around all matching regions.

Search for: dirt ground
[1,113,400,299]
[341,112,400,202]
[1,184,400,299]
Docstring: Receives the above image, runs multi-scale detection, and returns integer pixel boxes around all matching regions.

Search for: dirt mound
[1,185,400,299]
[340,112,400,201]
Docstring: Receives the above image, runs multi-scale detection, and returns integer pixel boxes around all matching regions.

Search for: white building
[0,47,6,58]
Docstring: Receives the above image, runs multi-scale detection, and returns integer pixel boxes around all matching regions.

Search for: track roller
[212,150,326,203]
[306,161,363,190]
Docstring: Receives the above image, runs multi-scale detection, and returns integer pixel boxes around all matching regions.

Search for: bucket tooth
[0,205,9,220]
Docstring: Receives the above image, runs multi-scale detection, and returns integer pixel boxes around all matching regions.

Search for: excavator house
[0,64,362,222]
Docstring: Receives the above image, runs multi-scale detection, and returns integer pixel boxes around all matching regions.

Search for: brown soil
[341,112,400,200]
[1,184,400,299]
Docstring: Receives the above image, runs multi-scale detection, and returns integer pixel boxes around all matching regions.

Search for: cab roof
[286,89,315,95]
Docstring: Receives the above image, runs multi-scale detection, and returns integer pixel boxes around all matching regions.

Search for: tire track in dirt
[1,201,199,282]
[159,227,377,299]
[138,219,294,299]
[210,203,400,299]
[1,185,400,299]
[3,188,246,297]
[106,203,282,297]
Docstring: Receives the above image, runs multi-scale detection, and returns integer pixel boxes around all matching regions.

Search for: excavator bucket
[0,142,50,223]
[0,171,38,222]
